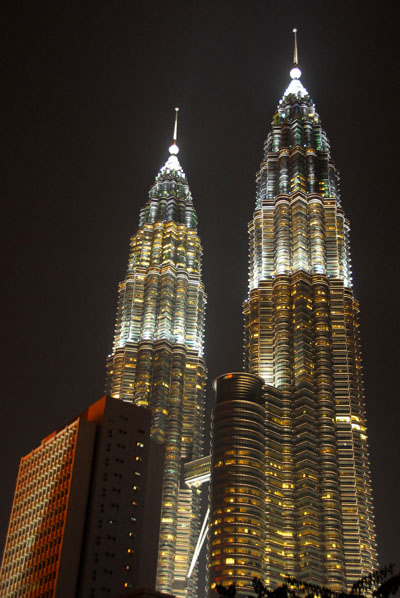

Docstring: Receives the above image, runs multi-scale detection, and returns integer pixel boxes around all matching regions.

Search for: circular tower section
[207,372,266,597]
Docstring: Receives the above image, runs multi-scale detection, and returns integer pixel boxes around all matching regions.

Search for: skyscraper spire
[292,27,298,66]
[290,27,301,80]
[169,107,180,155]
[283,28,308,100]
[162,107,185,175]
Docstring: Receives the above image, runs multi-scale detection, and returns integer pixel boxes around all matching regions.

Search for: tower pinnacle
[292,27,298,66]
[290,28,302,81]
[282,28,307,99]
[169,107,179,155]
[161,107,184,176]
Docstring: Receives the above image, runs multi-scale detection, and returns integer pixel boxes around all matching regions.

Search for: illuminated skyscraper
[106,109,207,597]
[242,31,377,591]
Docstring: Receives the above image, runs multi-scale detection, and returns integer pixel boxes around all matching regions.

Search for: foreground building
[0,396,164,598]
[77,397,164,597]
[241,33,377,590]
[105,110,207,597]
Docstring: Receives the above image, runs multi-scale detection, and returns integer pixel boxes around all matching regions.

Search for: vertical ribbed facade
[106,142,206,597]
[0,422,80,598]
[243,66,377,590]
[208,373,266,596]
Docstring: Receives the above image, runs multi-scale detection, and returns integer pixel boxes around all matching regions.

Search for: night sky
[2,0,400,586]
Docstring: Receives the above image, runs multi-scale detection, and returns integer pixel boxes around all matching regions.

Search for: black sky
[2,0,400,583]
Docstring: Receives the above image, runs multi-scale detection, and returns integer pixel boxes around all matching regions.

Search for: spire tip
[292,27,298,66]
[169,107,180,155]
[289,28,301,80]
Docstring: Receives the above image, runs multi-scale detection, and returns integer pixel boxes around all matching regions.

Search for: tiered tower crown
[251,31,351,293]
[140,108,198,230]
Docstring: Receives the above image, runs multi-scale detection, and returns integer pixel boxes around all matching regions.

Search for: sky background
[2,0,400,588]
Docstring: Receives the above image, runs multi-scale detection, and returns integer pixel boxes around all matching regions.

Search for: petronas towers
[105,34,377,598]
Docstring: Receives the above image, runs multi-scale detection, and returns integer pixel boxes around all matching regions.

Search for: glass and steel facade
[243,64,377,590]
[105,138,206,597]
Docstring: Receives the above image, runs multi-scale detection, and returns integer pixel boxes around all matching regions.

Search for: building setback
[0,396,164,598]
[242,34,377,590]
[105,110,207,598]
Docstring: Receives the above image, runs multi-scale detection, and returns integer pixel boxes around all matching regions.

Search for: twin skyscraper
[0,32,378,598]
[105,108,207,596]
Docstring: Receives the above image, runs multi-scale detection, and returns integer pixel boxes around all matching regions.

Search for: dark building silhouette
[77,397,164,596]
